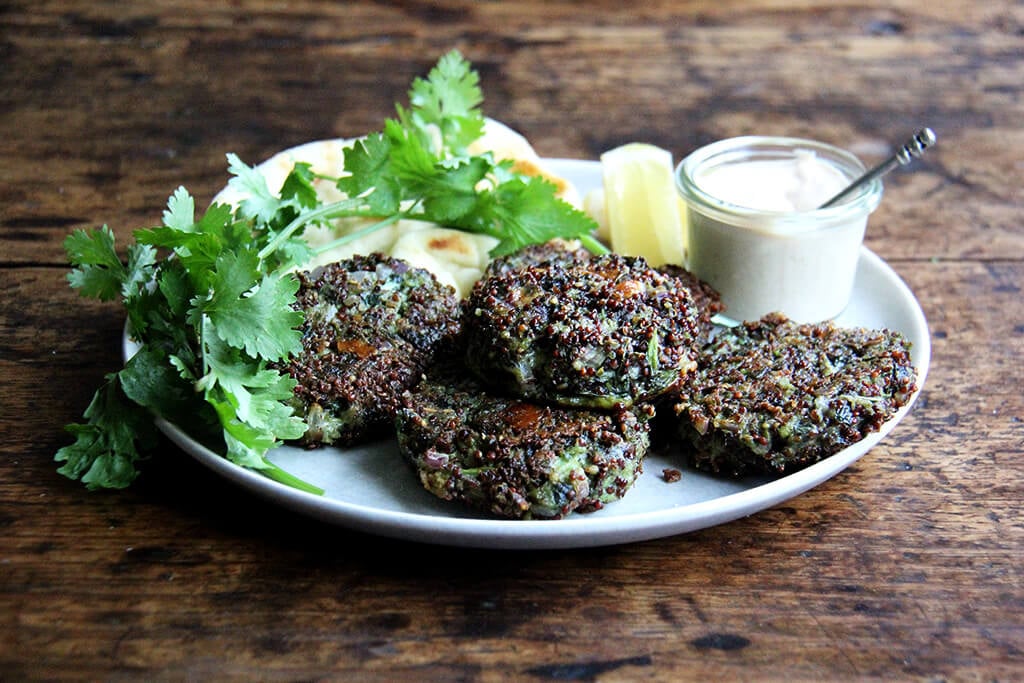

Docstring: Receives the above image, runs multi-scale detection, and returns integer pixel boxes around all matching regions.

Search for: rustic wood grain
[1,1,1022,681]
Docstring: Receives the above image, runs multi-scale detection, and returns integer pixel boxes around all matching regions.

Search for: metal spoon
[818,127,936,209]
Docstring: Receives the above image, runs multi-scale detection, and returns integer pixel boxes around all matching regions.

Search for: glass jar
[675,136,883,323]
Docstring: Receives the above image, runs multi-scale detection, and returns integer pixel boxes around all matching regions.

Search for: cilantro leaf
[55,372,157,489]
[407,156,492,224]
[279,162,319,209]
[119,345,194,422]
[410,50,483,123]
[162,186,197,232]
[384,118,440,181]
[226,153,282,225]
[484,176,599,256]
[402,49,484,155]
[336,133,401,215]
[156,261,192,319]
[65,226,158,306]
[122,243,158,300]
[65,226,127,301]
[188,250,303,361]
[199,330,302,433]
[64,224,122,270]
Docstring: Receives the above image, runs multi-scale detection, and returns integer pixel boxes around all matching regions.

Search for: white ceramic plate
[130,158,930,549]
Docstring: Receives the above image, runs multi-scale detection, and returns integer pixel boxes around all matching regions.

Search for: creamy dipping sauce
[675,137,882,323]
[694,150,850,213]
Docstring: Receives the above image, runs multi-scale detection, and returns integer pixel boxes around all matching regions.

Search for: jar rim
[675,135,883,230]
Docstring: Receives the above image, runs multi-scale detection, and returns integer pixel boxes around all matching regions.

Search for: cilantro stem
[578,233,611,256]
[311,214,404,256]
[260,460,325,495]
[258,196,367,262]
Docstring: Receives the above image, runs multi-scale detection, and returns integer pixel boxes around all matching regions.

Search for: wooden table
[2,2,1022,680]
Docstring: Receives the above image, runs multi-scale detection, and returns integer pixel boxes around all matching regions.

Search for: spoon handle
[819,128,936,209]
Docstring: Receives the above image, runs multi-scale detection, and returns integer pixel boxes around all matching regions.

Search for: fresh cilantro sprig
[398,49,485,158]
[57,165,342,493]
[331,49,603,257]
[57,49,605,492]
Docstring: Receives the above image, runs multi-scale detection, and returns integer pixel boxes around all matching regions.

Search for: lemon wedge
[600,142,686,267]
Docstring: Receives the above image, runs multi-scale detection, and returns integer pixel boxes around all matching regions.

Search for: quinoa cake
[673,312,917,477]
[282,254,461,447]
[480,240,594,278]
[484,243,724,339]
[656,263,726,341]
[395,359,655,520]
[463,253,703,409]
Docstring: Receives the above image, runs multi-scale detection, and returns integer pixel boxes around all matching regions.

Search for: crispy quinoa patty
[464,253,702,409]
[673,312,917,477]
[481,240,594,278]
[282,254,460,447]
[656,263,725,340]
[395,361,654,520]
[484,242,724,339]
